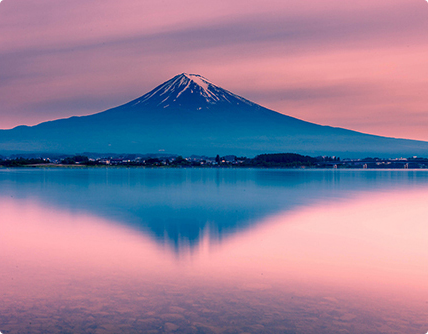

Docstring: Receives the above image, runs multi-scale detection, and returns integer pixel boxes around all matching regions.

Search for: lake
[0,168,427,334]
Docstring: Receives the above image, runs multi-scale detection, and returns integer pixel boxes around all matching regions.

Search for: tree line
[0,153,338,168]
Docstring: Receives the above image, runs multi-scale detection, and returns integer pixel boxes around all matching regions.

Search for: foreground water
[0,168,427,334]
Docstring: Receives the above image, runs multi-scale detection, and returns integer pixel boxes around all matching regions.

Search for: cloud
[3,1,427,59]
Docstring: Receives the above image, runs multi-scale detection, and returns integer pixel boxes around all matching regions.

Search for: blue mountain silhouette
[1,73,428,157]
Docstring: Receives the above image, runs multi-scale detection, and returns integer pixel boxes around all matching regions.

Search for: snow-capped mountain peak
[130,73,255,109]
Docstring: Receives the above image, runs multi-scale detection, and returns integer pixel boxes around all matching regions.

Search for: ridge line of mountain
[1,73,428,158]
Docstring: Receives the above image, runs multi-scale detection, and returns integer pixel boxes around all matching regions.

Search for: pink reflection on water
[1,187,428,332]
[199,188,428,300]
[2,189,428,297]
[0,197,176,302]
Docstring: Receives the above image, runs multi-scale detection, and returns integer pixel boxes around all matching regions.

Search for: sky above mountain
[1,0,428,140]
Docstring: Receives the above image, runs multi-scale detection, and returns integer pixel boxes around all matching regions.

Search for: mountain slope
[1,73,428,158]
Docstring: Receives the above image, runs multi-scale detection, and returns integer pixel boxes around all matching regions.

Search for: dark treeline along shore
[1,153,427,169]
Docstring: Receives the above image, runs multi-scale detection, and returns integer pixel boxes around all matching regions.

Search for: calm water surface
[0,168,427,333]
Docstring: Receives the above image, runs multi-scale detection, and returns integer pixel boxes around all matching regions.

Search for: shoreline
[1,164,427,170]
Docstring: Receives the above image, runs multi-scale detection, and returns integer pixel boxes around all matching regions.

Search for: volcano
[1,73,428,158]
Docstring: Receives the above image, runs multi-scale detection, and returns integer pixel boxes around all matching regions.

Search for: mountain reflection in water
[1,168,426,251]
[0,169,428,333]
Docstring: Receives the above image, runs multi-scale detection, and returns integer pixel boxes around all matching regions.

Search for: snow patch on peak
[179,73,220,103]
[132,73,256,108]
[181,73,213,90]
[189,75,209,91]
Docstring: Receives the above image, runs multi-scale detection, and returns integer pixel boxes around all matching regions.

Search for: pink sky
[1,0,428,140]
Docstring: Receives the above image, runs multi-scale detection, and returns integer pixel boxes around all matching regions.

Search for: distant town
[1,153,428,169]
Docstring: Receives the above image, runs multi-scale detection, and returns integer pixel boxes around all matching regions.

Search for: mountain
[1,73,428,158]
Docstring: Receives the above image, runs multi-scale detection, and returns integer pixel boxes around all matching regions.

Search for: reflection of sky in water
[1,168,427,250]
[0,169,428,333]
